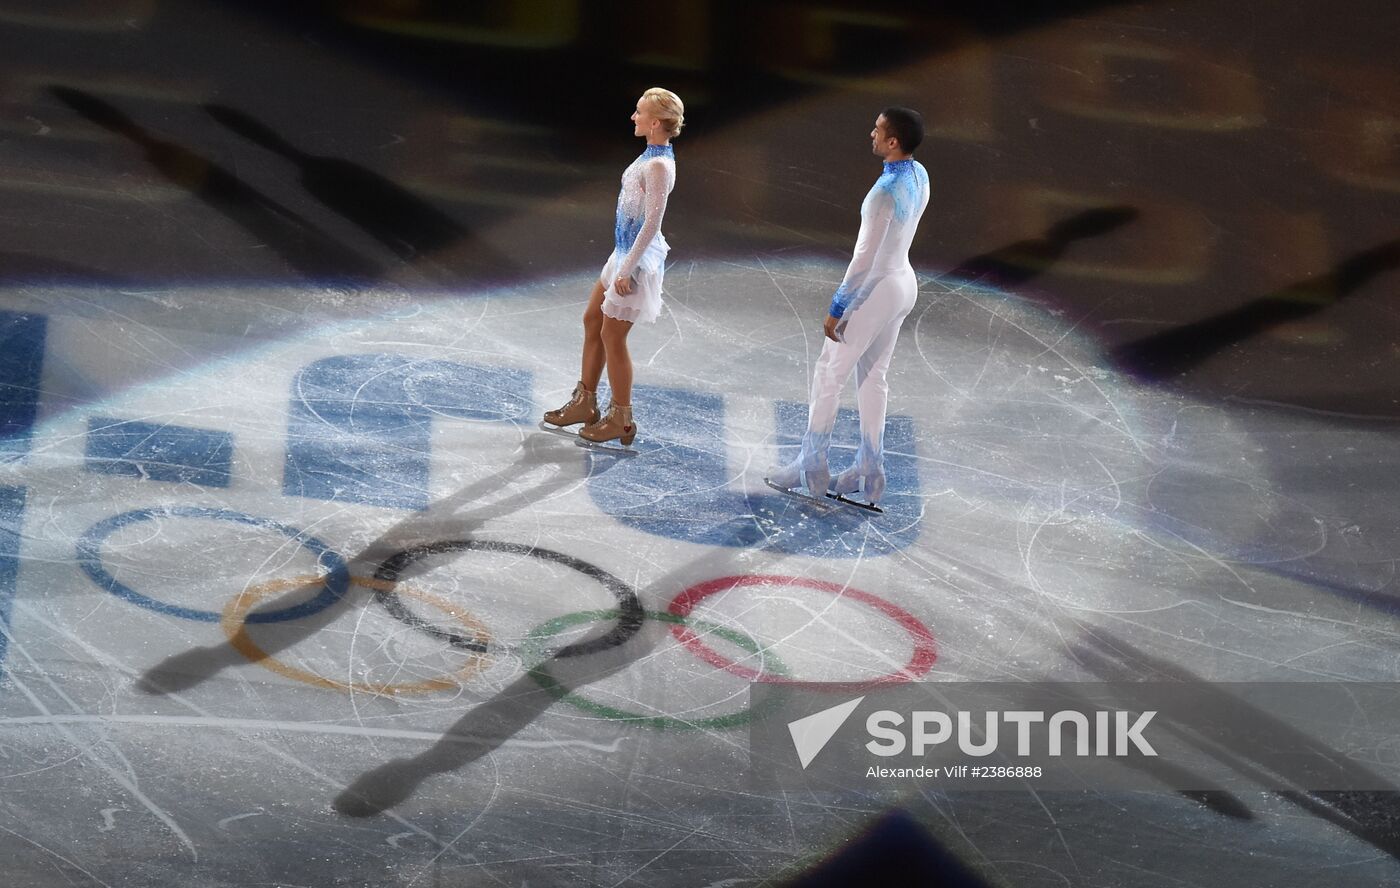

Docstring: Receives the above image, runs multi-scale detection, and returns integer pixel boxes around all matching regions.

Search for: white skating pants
[796,268,918,482]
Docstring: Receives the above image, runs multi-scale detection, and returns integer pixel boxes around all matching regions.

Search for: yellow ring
[221,575,491,695]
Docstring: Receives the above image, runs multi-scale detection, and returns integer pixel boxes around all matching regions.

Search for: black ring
[371,539,644,658]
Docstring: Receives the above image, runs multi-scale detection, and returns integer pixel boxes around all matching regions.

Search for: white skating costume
[600,143,675,324]
[773,157,930,503]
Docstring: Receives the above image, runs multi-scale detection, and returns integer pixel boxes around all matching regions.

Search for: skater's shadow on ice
[48,86,381,283]
[329,429,895,815]
[1110,238,1400,381]
[332,532,785,818]
[1073,625,1400,863]
[204,103,515,281]
[135,433,615,696]
[330,625,663,818]
[942,205,1140,290]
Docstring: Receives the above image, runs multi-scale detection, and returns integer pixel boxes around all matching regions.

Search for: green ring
[523,609,789,731]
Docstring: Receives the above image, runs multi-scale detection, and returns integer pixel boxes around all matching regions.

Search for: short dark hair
[880,107,924,154]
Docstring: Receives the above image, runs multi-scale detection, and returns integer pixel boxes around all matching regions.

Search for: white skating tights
[773,269,918,502]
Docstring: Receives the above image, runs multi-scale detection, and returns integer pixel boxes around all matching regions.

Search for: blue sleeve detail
[829,284,853,319]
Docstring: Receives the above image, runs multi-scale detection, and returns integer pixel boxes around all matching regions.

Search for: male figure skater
[768,107,930,509]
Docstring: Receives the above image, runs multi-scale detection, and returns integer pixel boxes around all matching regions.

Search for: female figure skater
[542,87,683,446]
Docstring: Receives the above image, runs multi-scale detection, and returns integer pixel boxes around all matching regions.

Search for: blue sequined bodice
[613,143,676,255]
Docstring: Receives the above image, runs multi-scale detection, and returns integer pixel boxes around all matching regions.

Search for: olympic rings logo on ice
[76,506,938,728]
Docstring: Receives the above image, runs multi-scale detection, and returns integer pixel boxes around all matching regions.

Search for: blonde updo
[642,87,685,138]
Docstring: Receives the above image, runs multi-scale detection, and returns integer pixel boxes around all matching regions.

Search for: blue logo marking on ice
[788,697,864,769]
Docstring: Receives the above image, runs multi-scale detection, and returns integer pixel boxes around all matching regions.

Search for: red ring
[667,575,937,690]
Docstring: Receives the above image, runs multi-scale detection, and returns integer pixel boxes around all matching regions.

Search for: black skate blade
[826,491,884,514]
[764,478,837,512]
[574,437,638,457]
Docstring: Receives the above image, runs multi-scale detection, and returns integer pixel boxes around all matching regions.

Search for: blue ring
[77,506,350,623]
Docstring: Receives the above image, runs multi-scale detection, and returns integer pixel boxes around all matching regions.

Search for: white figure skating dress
[600,143,676,324]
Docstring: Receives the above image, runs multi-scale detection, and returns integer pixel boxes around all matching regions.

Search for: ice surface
[2,257,1398,886]
[2,1,1399,884]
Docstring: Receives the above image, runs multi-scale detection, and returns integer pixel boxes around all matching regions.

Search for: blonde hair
[642,87,685,138]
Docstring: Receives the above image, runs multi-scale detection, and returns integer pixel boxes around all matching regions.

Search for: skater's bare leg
[600,315,633,407]
[542,281,607,428]
[578,314,637,445]
[580,281,607,391]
